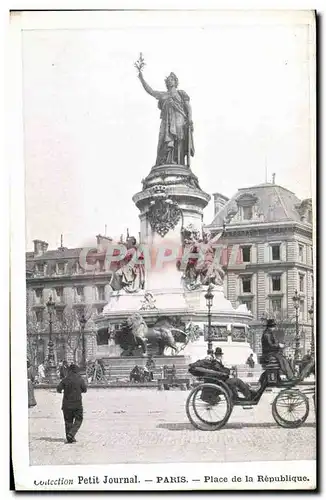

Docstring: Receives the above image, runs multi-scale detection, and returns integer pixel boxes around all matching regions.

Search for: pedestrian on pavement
[27,360,37,408]
[56,363,87,444]
[145,355,155,381]
[37,362,45,383]
[246,353,255,377]
[59,360,69,379]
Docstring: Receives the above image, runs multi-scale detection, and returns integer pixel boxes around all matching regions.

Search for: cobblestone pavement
[29,388,316,466]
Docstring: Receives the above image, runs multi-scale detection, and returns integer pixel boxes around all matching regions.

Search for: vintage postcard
[10,7,316,492]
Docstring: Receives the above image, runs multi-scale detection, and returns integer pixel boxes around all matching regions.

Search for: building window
[96,285,105,301]
[34,288,43,304]
[241,276,251,293]
[311,274,314,290]
[271,244,281,261]
[243,206,253,220]
[240,298,252,313]
[271,275,281,292]
[298,244,304,262]
[35,263,45,275]
[57,262,66,274]
[300,300,305,320]
[271,298,282,315]
[75,286,84,302]
[242,246,251,263]
[35,310,43,323]
[299,274,305,293]
[55,287,64,303]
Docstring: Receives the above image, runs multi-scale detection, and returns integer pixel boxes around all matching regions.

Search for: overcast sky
[22,11,315,251]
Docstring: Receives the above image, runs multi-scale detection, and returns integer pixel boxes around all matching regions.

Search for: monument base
[183,336,254,366]
[103,288,189,313]
[98,355,191,382]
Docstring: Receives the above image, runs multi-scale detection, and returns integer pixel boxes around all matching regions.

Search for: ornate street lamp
[308,297,314,359]
[46,295,57,383]
[78,311,87,370]
[292,290,301,363]
[205,283,214,355]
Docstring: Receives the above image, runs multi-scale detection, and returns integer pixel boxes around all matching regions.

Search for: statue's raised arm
[138,71,164,100]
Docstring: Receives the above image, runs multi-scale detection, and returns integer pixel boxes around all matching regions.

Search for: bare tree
[53,306,94,364]
[26,310,45,367]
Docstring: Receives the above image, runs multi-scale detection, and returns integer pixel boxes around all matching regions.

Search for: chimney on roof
[96,234,113,253]
[213,192,229,216]
[33,240,48,257]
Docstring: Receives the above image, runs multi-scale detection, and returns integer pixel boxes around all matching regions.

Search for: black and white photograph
[9,7,316,491]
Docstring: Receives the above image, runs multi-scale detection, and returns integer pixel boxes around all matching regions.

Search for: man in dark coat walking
[56,364,87,443]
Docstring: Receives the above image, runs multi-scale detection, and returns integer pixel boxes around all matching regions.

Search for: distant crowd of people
[27,359,70,386]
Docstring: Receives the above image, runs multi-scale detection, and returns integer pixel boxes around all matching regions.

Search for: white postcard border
[8,7,317,493]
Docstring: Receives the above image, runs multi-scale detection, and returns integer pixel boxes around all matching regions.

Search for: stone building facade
[26,235,115,366]
[206,182,314,358]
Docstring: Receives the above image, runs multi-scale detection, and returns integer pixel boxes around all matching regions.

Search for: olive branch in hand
[134,52,146,73]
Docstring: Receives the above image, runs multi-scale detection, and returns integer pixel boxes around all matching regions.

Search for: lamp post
[292,290,301,363]
[78,311,87,370]
[205,283,214,356]
[46,295,57,383]
[308,297,314,359]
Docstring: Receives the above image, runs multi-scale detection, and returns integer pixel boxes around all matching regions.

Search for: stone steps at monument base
[103,366,190,380]
[98,355,191,367]
[96,358,263,380]
[98,364,262,382]
[97,355,191,381]
[235,365,262,375]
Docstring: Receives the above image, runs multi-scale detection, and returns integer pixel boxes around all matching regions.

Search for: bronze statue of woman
[135,55,194,166]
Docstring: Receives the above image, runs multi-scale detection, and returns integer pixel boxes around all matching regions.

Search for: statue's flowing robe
[114,246,145,293]
[156,90,194,165]
[185,242,224,286]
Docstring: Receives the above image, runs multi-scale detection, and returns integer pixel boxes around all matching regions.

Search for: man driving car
[261,319,295,380]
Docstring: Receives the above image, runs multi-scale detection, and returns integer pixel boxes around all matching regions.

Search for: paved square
[29,388,316,465]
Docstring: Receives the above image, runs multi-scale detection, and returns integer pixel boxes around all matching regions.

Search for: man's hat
[214,347,224,356]
[68,363,79,373]
[266,318,276,327]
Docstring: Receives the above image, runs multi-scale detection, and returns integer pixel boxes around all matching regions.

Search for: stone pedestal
[183,336,254,366]
[97,162,253,366]
[133,164,210,249]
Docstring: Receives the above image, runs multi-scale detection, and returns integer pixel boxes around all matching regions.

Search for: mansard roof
[26,247,84,261]
[208,182,312,228]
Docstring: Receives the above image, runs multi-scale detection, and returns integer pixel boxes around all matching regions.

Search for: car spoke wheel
[272,389,309,428]
[186,383,233,431]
